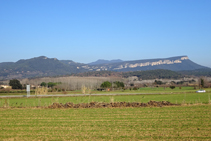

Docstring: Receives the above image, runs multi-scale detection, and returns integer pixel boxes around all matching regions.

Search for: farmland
[0,88,211,107]
[0,86,210,96]
[0,105,211,140]
[0,88,211,140]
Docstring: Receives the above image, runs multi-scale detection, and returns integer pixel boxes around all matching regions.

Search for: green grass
[1,87,210,96]
[0,105,211,140]
[1,92,211,108]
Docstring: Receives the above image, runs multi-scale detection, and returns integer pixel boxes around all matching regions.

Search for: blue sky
[0,0,211,67]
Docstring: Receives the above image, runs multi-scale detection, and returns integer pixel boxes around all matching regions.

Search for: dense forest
[71,69,184,80]
[179,68,211,77]
[122,69,183,80]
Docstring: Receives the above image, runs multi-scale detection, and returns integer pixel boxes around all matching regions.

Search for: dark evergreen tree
[9,79,22,89]
[100,81,112,88]
[40,82,47,87]
[113,81,125,88]
[201,78,204,88]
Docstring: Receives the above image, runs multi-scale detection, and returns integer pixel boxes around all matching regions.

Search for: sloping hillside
[0,56,84,80]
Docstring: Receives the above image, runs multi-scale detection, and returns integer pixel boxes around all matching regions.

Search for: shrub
[130,83,134,87]
[170,86,175,89]
[48,82,57,88]
[113,81,125,88]
[144,84,148,87]
[133,87,138,90]
[48,89,52,92]
[40,82,47,87]
[155,80,163,85]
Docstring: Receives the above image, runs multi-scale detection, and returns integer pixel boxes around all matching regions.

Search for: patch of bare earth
[48,100,179,109]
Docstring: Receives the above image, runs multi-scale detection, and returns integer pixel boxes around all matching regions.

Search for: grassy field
[1,88,211,140]
[0,92,211,108]
[1,87,210,96]
[0,105,211,140]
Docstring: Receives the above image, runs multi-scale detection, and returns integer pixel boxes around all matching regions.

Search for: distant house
[0,85,12,89]
[31,85,36,89]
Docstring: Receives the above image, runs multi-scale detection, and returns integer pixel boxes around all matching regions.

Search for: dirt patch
[48,101,180,109]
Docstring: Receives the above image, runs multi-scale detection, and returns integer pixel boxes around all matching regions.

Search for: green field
[1,88,211,140]
[1,87,210,96]
[1,92,211,108]
[0,105,211,140]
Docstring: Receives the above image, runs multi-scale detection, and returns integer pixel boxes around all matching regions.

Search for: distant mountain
[88,59,123,65]
[60,60,85,67]
[0,56,85,80]
[79,56,207,72]
[0,55,210,80]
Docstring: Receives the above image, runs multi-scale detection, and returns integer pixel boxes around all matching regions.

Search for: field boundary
[0,91,200,98]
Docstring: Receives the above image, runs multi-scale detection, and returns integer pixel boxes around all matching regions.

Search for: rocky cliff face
[77,56,205,72]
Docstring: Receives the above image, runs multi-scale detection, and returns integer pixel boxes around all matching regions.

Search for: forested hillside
[71,69,184,80]
[179,68,211,77]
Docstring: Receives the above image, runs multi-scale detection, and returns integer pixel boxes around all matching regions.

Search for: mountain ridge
[88,59,124,65]
[0,55,210,80]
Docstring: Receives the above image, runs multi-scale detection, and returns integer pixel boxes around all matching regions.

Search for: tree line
[71,69,184,80]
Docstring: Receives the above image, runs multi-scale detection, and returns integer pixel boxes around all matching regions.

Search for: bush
[48,89,53,92]
[130,83,134,87]
[113,81,125,88]
[40,82,47,87]
[170,86,175,89]
[48,82,57,88]
[133,87,138,90]
[155,80,163,85]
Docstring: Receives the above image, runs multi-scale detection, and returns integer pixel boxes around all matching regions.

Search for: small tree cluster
[100,81,112,88]
[113,81,124,88]
[40,82,61,88]
[9,79,22,89]
[154,80,164,85]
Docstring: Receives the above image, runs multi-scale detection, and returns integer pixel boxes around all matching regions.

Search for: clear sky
[0,0,211,67]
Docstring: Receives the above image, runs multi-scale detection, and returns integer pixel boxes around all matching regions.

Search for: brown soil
[48,101,180,109]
